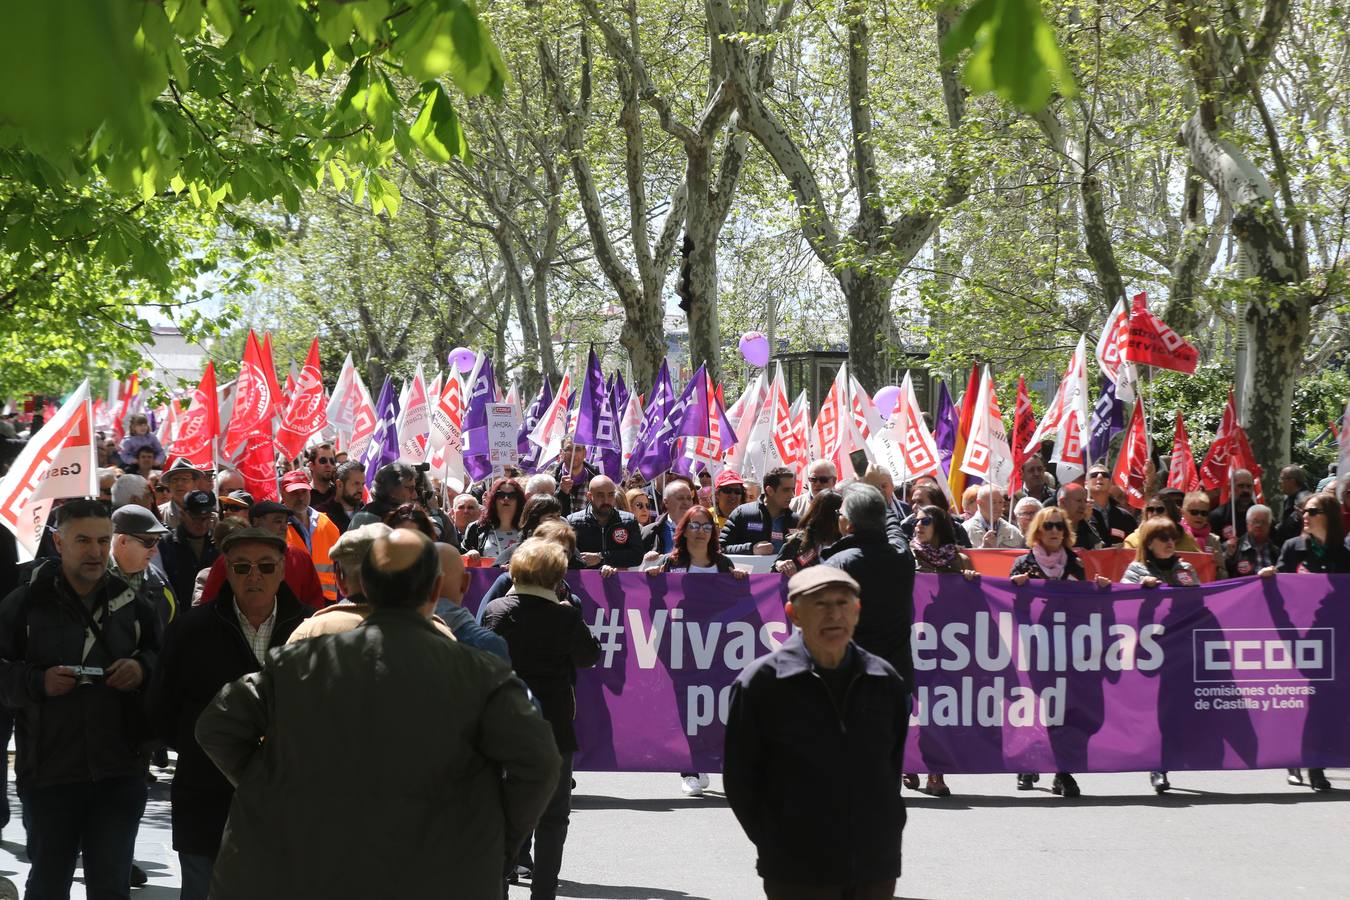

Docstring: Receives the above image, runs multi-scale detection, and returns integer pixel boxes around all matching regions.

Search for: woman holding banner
[462,477,526,563]
[1008,507,1112,798]
[1259,492,1350,793]
[651,507,746,577]
[1122,517,1202,794]
[773,490,842,576]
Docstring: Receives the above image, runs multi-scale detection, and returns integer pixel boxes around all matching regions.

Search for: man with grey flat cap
[156,489,220,609]
[110,505,176,632]
[724,566,909,900]
[148,526,310,900]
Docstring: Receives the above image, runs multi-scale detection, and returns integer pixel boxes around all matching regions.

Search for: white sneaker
[681,774,705,796]
[697,773,710,790]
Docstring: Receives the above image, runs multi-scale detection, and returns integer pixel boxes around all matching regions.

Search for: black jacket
[553,461,599,516]
[481,588,601,752]
[899,512,972,548]
[156,525,219,610]
[148,583,309,855]
[1275,535,1350,574]
[566,507,645,569]
[720,500,798,555]
[1008,547,1087,581]
[1275,490,1314,547]
[724,633,907,885]
[1091,501,1138,547]
[1225,533,1278,577]
[0,560,159,788]
[820,531,916,687]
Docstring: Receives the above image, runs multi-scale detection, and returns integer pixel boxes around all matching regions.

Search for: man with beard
[319,461,365,533]
[566,476,644,570]
[304,444,338,509]
[1209,468,1257,543]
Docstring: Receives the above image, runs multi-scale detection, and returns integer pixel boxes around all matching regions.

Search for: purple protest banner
[463,572,1350,774]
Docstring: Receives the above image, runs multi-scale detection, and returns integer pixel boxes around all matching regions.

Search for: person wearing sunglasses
[110,505,176,631]
[147,525,311,900]
[789,460,837,518]
[1121,517,1202,795]
[623,488,655,527]
[303,443,338,508]
[1256,492,1349,793]
[1007,507,1111,798]
[1085,465,1139,547]
[195,502,325,610]
[1180,490,1228,579]
[462,478,527,563]
[710,470,746,531]
[1123,494,1201,553]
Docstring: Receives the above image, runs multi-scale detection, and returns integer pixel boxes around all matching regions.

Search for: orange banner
[965,548,1218,583]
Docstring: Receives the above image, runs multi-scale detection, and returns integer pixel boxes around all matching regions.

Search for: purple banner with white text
[463,572,1350,774]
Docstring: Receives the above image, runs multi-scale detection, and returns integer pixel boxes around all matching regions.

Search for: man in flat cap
[109,504,175,632]
[156,489,220,610]
[148,526,310,900]
[724,566,909,900]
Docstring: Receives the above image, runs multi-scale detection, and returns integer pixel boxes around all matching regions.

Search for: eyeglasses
[1185,507,1211,516]
[497,493,522,502]
[229,561,280,575]
[1143,505,1166,515]
[1088,471,1109,479]
[685,522,715,534]
[315,457,334,465]
[1303,507,1324,517]
[808,476,834,484]
[129,536,160,549]
[1154,534,1178,544]
[1041,520,1067,531]
[915,516,933,527]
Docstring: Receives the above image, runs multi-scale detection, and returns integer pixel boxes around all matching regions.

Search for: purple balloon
[448,347,477,373]
[738,331,770,368]
[873,385,901,419]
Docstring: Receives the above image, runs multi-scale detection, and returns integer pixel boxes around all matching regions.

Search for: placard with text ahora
[463,572,1350,774]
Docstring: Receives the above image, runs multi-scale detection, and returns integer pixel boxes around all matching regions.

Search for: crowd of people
[0,408,1347,898]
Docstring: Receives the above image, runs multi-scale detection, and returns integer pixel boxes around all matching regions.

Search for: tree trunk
[684,139,721,380]
[495,230,542,401]
[840,269,895,391]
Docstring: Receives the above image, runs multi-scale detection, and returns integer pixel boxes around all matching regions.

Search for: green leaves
[409,85,469,162]
[941,0,1076,112]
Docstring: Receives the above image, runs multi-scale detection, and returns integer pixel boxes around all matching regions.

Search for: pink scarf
[1032,545,1068,580]
[1184,519,1212,544]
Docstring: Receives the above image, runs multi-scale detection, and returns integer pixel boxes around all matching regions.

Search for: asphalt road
[3,766,1347,898]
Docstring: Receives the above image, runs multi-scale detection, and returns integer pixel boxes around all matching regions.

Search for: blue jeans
[179,852,215,900]
[22,775,147,900]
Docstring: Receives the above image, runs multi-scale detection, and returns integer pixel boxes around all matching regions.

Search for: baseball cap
[221,490,255,510]
[111,505,170,536]
[182,490,217,516]
[281,470,312,493]
[786,566,860,603]
[220,526,288,555]
[248,500,291,520]
[715,470,745,490]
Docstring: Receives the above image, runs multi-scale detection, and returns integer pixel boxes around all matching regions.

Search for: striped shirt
[234,599,278,665]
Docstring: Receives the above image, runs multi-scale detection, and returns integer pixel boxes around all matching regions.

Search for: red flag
[260,333,285,419]
[223,331,277,455]
[166,362,220,469]
[112,373,139,440]
[1167,412,1200,492]
[1230,423,1265,504]
[1009,376,1036,494]
[240,428,280,501]
[1201,393,1265,503]
[1112,400,1150,509]
[1123,292,1198,374]
[275,339,328,460]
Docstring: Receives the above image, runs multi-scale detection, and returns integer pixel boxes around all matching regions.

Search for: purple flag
[575,347,619,450]
[628,360,675,474]
[934,379,958,477]
[1089,377,1124,465]
[612,372,630,420]
[361,376,401,488]
[462,355,497,481]
[589,388,624,480]
[636,365,704,480]
[517,378,554,474]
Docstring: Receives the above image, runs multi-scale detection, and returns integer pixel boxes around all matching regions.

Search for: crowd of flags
[3,292,1347,560]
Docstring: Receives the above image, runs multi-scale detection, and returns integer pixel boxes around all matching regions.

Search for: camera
[70,665,104,678]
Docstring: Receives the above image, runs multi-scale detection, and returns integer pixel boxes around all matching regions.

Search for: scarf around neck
[913,539,960,572]
[1184,519,1212,544]
[1032,545,1068,580]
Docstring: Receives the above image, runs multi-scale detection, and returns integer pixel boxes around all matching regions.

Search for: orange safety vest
[287,511,342,605]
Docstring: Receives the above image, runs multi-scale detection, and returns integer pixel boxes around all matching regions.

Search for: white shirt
[234,598,278,665]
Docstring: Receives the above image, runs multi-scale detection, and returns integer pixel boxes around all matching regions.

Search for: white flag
[528,373,573,464]
[1095,297,1136,402]
[0,381,98,559]
[959,366,1015,494]
[396,364,431,463]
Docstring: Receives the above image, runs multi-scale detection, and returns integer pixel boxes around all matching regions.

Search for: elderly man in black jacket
[196,528,559,900]
[720,465,798,555]
[148,526,310,900]
[821,483,917,689]
[0,499,160,900]
[725,565,908,899]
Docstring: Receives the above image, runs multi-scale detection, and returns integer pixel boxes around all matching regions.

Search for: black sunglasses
[230,561,280,575]
[128,535,160,549]
[1041,520,1067,531]
[915,516,933,527]
[1303,507,1324,517]
[1144,505,1166,514]
[315,456,335,465]
[808,476,834,484]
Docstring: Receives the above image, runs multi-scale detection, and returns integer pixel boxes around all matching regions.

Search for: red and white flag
[275,339,328,461]
[344,371,378,463]
[1095,297,1136,401]
[526,372,572,464]
[1167,412,1200,492]
[1124,292,1198,374]
[813,365,847,473]
[619,391,645,473]
[1198,392,1264,503]
[426,370,468,490]
[224,331,277,455]
[724,371,767,476]
[959,367,1015,494]
[0,381,98,559]
[239,429,280,502]
[396,364,431,464]
[789,391,813,494]
[1025,336,1093,484]
[746,364,801,480]
[166,362,220,470]
[1112,399,1150,509]
[326,353,360,443]
[1009,375,1037,495]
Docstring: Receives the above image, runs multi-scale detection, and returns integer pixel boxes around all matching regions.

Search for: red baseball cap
[715,470,744,490]
[281,470,313,493]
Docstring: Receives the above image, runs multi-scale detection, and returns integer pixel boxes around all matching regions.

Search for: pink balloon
[448,347,477,373]
[738,331,770,368]
[872,385,901,419]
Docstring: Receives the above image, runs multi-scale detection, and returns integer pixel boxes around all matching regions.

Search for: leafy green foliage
[941,0,1076,112]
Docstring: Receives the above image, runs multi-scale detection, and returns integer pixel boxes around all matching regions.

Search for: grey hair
[110,474,150,509]
[525,473,557,496]
[840,483,887,534]
[1014,496,1043,516]
[1245,503,1273,525]
[663,479,693,500]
